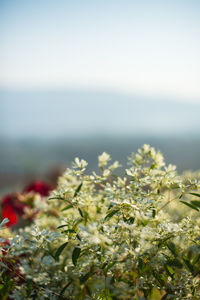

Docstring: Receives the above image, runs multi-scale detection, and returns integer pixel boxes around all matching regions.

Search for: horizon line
[1,85,200,104]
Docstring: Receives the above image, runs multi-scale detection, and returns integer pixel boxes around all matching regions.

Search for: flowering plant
[0,145,200,299]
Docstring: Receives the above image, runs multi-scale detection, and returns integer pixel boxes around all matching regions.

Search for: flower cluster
[0,146,200,300]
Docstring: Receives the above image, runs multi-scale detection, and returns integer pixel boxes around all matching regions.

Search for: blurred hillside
[1,89,200,138]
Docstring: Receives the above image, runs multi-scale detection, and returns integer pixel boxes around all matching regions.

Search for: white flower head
[74,157,88,169]
[98,152,111,169]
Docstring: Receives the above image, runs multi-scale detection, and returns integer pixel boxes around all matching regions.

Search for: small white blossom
[98,152,111,168]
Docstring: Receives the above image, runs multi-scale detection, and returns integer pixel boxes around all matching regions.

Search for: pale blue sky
[0,0,200,102]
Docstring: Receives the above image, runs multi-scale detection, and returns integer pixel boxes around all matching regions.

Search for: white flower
[98,152,111,168]
[74,157,88,169]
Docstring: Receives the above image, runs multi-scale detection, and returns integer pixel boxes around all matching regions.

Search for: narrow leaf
[49,197,65,201]
[78,208,84,218]
[57,224,68,229]
[72,247,81,266]
[74,183,82,197]
[61,205,73,211]
[180,201,199,212]
[54,242,68,261]
[189,192,200,198]
[191,200,200,208]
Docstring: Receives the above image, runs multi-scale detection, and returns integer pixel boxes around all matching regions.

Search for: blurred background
[0,0,200,195]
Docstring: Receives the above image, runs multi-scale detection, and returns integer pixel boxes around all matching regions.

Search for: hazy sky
[0,0,200,102]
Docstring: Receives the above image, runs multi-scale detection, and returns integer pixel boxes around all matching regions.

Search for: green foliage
[1,145,200,299]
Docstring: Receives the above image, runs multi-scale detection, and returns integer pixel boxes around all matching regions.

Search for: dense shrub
[0,145,200,299]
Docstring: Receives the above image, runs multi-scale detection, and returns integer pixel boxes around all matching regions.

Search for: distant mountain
[0,89,200,138]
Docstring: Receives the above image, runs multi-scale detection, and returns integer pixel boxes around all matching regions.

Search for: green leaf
[72,246,81,266]
[191,200,200,208]
[49,196,65,201]
[167,242,178,257]
[74,183,82,197]
[104,209,119,221]
[57,224,68,229]
[189,192,200,198]
[54,242,68,261]
[78,208,84,218]
[180,201,199,212]
[61,205,73,211]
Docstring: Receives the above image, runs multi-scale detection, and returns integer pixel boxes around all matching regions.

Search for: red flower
[1,181,52,228]
[1,193,26,228]
[2,194,25,215]
[24,181,52,196]
[2,205,18,227]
